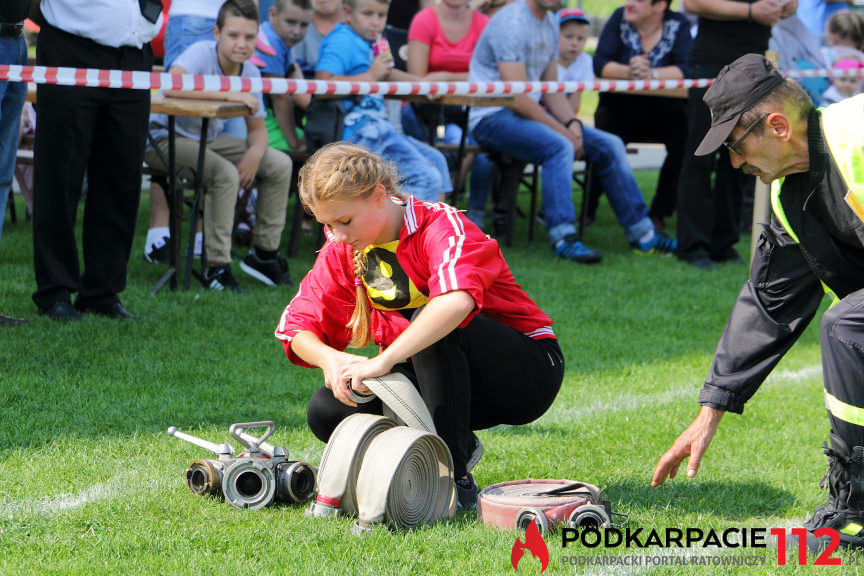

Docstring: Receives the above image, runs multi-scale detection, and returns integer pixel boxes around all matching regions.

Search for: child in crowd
[314,0,452,203]
[145,0,293,291]
[293,0,344,78]
[824,10,864,59]
[556,9,593,118]
[275,143,564,509]
[822,56,864,105]
[254,0,313,153]
[554,8,676,255]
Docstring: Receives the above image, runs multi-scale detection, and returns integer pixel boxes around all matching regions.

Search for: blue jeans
[0,36,28,249]
[350,118,453,203]
[164,15,246,138]
[401,104,494,211]
[472,109,651,244]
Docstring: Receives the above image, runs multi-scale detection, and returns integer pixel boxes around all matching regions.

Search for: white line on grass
[541,365,822,425]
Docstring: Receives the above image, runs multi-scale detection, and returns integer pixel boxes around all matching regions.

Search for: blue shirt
[256,21,295,109]
[316,22,386,139]
[256,21,295,77]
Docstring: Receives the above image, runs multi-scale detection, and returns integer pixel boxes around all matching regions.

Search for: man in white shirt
[31,0,162,320]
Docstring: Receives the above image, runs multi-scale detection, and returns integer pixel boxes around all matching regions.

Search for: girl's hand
[322,350,367,406]
[339,355,395,396]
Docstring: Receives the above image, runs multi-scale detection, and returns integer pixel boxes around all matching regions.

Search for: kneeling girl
[275,143,564,506]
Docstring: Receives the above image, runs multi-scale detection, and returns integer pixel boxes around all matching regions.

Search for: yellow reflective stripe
[770,178,800,243]
[825,392,864,427]
[841,522,863,536]
[846,189,864,224]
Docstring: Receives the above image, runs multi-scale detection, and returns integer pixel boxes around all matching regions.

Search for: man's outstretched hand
[652,406,724,487]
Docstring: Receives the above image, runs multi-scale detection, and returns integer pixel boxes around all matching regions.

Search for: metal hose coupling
[168,421,317,509]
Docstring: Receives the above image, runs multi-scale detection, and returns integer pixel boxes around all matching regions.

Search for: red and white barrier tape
[2,64,863,96]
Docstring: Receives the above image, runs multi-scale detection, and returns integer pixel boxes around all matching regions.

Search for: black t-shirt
[689,0,771,67]
[1,0,31,23]
[387,0,420,30]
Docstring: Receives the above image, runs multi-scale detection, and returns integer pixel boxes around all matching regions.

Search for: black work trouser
[594,94,688,221]
[822,288,864,448]
[675,63,753,260]
[32,23,152,310]
[306,313,565,477]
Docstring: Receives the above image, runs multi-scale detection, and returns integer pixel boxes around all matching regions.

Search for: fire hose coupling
[167,421,317,510]
[479,479,629,536]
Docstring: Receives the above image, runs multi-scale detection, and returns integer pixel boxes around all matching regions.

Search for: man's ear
[213,24,221,41]
[766,112,792,142]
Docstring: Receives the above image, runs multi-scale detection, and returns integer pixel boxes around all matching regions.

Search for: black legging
[306,312,565,477]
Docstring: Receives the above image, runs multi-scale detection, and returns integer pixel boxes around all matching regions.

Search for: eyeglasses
[723,113,766,156]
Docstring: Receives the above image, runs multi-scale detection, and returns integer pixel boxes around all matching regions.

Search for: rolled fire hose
[307,373,457,532]
[478,479,617,535]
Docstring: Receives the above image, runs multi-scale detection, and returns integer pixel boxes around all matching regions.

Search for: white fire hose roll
[308,372,456,531]
[308,413,395,517]
[355,427,456,530]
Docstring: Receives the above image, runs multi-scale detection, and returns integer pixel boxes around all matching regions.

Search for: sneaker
[553,234,602,264]
[144,243,169,264]
[456,473,478,510]
[632,231,677,255]
[240,250,292,286]
[202,265,245,293]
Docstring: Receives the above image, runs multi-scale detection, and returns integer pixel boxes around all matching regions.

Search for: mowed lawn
[0,168,842,575]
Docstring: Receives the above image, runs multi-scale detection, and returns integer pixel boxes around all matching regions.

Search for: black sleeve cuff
[699,385,744,414]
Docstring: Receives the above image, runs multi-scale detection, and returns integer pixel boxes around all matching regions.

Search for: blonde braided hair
[298,143,405,347]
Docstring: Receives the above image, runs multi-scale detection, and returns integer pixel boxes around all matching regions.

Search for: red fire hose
[478,479,627,535]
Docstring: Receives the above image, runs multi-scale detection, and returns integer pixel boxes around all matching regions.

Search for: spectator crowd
[2,0,864,324]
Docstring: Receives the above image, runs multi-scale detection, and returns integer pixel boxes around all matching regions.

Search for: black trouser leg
[821,288,864,448]
[79,86,149,307]
[676,84,714,258]
[306,314,564,477]
[652,100,688,221]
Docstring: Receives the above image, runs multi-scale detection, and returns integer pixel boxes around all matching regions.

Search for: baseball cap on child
[559,8,590,26]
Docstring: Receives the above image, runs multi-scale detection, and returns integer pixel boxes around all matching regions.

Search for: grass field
[0,169,847,575]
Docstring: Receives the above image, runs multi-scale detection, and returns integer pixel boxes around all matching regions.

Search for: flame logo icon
[511,520,549,573]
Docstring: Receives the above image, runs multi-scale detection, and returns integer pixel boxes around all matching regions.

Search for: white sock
[639,230,656,244]
[145,227,170,253]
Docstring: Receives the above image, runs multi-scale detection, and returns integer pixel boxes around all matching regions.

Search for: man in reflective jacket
[652,54,864,549]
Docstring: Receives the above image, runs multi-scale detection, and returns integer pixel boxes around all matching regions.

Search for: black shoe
[239,249,292,286]
[456,473,478,511]
[76,301,135,319]
[710,247,745,264]
[144,243,169,265]
[0,313,27,326]
[678,249,717,270]
[39,301,82,322]
[803,433,864,548]
[202,264,245,293]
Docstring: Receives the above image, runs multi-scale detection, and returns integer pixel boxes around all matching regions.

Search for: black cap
[694,54,785,156]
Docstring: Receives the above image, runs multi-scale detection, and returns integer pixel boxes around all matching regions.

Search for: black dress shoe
[0,313,27,327]
[710,247,746,264]
[77,301,136,319]
[39,301,83,321]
